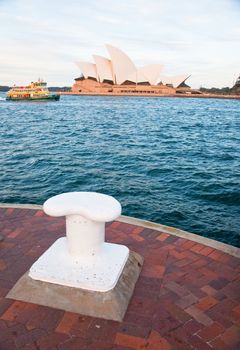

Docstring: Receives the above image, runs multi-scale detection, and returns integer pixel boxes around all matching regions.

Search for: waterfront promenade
[0,205,239,349]
[60,91,240,100]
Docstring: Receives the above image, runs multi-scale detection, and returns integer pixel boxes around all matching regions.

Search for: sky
[0,0,240,88]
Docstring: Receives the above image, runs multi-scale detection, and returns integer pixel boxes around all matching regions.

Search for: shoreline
[60,91,240,100]
[1,203,239,257]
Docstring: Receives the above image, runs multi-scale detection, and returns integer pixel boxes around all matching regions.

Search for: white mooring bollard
[29,192,129,292]
[44,192,121,256]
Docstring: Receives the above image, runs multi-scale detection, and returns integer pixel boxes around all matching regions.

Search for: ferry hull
[6,94,60,101]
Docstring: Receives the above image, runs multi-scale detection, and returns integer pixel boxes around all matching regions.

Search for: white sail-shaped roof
[76,62,97,80]
[158,74,190,88]
[138,64,164,85]
[75,45,191,88]
[93,55,113,83]
[106,44,137,84]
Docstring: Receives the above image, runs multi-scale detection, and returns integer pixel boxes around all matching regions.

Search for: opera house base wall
[67,79,240,99]
[72,78,177,96]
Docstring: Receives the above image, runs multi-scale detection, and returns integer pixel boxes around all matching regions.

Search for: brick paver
[0,207,239,349]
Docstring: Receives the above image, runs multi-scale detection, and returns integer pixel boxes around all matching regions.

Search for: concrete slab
[7,251,143,322]
[29,238,129,292]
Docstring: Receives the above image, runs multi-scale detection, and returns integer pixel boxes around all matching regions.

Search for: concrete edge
[0,203,42,210]
[119,215,240,258]
[0,203,239,258]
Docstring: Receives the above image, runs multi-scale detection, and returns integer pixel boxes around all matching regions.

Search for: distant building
[72,44,191,96]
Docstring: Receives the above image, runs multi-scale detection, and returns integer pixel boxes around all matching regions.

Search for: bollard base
[29,237,129,292]
[7,251,143,321]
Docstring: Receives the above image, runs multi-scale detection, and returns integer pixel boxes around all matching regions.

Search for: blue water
[0,93,239,247]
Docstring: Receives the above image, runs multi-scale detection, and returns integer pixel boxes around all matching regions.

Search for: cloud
[0,0,239,87]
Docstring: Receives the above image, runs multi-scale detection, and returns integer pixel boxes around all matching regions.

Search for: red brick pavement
[0,207,239,349]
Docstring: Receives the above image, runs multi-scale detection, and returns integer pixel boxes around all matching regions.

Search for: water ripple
[0,94,239,246]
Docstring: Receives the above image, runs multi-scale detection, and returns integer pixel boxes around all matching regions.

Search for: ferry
[6,80,60,101]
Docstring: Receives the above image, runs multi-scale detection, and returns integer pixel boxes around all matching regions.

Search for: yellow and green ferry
[6,80,60,101]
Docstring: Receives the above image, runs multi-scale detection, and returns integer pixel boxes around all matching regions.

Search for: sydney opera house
[72,44,192,96]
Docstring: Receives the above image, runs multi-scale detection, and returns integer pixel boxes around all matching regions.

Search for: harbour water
[0,94,239,246]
